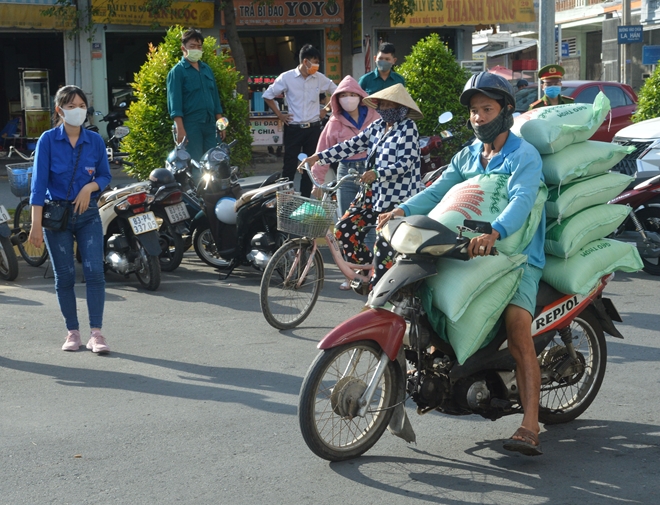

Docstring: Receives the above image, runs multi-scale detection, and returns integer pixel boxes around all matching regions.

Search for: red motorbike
[298,217,623,461]
[609,173,660,275]
[419,112,454,177]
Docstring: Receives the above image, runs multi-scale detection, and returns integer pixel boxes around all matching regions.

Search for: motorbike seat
[534,281,567,316]
[98,181,149,207]
[234,181,293,212]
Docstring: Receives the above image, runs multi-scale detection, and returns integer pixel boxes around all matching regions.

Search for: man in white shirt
[263,44,337,197]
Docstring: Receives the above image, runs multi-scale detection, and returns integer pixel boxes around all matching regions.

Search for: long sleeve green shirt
[167,57,223,123]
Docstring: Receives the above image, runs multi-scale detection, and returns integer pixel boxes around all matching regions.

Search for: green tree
[121,26,251,180]
[397,33,471,166]
[632,65,660,123]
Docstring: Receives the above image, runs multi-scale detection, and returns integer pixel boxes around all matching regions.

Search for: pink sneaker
[62,330,82,351]
[86,331,110,354]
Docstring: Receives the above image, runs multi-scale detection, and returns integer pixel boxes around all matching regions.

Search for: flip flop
[503,427,543,456]
[339,280,351,290]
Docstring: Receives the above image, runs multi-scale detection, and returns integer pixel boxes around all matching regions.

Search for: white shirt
[263,67,337,124]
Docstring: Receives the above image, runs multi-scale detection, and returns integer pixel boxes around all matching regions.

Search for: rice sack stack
[420,173,547,364]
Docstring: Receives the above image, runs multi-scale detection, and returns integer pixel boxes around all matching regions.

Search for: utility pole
[538,0,555,98]
[622,0,631,85]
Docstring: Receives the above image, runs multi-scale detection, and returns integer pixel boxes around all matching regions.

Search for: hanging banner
[91,0,214,28]
[394,0,535,27]
[0,4,73,29]
[230,0,344,26]
[325,27,342,84]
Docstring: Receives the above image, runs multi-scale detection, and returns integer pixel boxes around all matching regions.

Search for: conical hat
[362,83,423,121]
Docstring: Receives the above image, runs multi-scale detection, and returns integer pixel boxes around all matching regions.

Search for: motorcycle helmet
[149,168,176,189]
[215,197,237,225]
[460,72,516,111]
[200,144,231,180]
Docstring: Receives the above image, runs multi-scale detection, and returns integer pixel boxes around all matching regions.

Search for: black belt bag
[42,145,82,232]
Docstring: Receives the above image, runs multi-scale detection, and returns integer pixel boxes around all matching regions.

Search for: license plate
[164,202,190,223]
[128,212,158,235]
[0,205,10,224]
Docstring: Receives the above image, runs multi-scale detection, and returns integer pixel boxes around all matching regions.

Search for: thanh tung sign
[394,0,535,27]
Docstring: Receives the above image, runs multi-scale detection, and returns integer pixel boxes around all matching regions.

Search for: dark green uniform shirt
[358,69,406,96]
[528,95,574,110]
[167,57,223,123]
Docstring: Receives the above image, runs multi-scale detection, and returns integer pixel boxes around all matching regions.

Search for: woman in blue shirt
[29,85,112,354]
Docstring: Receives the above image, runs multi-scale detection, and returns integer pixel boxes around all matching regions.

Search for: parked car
[611,117,660,184]
[516,80,638,142]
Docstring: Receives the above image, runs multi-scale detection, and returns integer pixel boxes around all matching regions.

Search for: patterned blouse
[316,118,422,212]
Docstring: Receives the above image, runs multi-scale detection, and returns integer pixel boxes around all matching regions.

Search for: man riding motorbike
[378,72,546,456]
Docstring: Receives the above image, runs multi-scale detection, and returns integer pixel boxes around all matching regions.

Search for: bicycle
[259,162,373,330]
[6,148,49,267]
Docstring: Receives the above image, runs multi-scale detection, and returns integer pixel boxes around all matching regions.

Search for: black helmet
[516,79,529,89]
[149,168,175,187]
[460,72,516,110]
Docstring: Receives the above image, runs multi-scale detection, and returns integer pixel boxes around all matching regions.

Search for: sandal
[339,280,351,291]
[503,427,543,456]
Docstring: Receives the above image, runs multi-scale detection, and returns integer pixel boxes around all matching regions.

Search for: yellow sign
[394,0,535,27]
[325,28,342,84]
[25,111,52,138]
[92,0,214,28]
[0,4,73,29]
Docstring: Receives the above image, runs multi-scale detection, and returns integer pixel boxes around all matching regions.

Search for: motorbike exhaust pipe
[11,230,28,245]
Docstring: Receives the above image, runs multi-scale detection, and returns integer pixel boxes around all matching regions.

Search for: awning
[487,39,537,57]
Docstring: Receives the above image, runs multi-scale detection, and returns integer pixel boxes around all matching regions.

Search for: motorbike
[0,203,27,281]
[298,216,623,461]
[419,111,454,177]
[95,102,128,153]
[190,119,293,275]
[98,183,162,290]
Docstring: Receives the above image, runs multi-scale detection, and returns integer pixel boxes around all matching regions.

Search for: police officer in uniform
[529,64,574,109]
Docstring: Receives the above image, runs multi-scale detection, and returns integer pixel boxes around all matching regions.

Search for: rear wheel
[538,308,607,424]
[192,226,230,268]
[259,239,324,330]
[134,239,161,291]
[14,200,48,266]
[299,341,400,461]
[635,206,660,275]
[158,224,185,272]
[0,235,19,281]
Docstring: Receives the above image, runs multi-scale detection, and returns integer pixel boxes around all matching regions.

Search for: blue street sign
[643,45,660,65]
[561,42,570,58]
[618,25,643,44]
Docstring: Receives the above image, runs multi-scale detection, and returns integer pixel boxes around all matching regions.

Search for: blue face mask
[545,86,561,99]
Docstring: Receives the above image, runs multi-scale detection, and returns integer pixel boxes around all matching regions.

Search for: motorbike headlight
[388,222,447,255]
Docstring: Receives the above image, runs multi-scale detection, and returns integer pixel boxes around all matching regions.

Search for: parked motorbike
[190,119,293,275]
[0,203,26,281]
[98,184,162,290]
[419,111,454,177]
[609,173,660,275]
[298,216,623,461]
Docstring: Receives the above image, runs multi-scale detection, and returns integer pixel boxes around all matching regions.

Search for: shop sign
[91,0,214,28]
[352,0,363,55]
[92,42,103,59]
[25,110,51,138]
[250,118,283,146]
[325,27,342,84]
[0,3,74,30]
[230,0,344,26]
[393,0,535,27]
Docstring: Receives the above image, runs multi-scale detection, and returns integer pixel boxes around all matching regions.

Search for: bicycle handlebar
[301,162,359,195]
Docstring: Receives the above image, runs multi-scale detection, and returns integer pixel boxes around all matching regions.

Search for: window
[604,85,630,108]
[573,86,600,104]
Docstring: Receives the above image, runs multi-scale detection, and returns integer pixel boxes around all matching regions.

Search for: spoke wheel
[299,341,400,461]
[538,308,606,424]
[192,226,230,268]
[259,239,324,330]
[158,224,185,272]
[0,235,19,281]
[14,200,48,266]
[635,206,660,275]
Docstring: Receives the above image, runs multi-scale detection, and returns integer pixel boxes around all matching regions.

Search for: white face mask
[339,96,361,112]
[186,49,203,63]
[61,107,87,127]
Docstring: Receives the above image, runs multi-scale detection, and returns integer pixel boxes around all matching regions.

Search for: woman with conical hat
[300,83,423,292]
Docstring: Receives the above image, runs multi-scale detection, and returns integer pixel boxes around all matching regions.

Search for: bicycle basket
[276,192,337,238]
[6,163,34,198]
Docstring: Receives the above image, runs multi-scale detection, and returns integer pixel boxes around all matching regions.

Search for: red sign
[231,0,344,26]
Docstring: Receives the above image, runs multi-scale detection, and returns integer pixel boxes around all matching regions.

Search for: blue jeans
[337,160,375,250]
[44,201,105,331]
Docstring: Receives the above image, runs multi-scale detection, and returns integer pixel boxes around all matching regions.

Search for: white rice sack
[425,253,527,322]
[545,204,630,258]
[511,92,610,154]
[546,172,634,222]
[446,269,523,365]
[541,141,635,186]
[542,238,643,295]
[427,174,547,256]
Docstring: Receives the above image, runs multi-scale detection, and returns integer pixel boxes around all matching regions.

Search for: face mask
[186,49,203,63]
[305,61,319,75]
[376,60,393,72]
[545,86,561,99]
[376,105,408,124]
[61,107,87,127]
[470,105,513,145]
[339,96,361,112]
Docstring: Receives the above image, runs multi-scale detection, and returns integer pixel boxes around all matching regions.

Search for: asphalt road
[1,248,659,504]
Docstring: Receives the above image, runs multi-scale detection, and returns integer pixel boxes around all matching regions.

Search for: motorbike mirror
[438,111,453,124]
[462,219,492,234]
[298,153,307,162]
[114,126,130,139]
[216,117,229,131]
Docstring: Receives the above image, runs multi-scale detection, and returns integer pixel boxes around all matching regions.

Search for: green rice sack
[542,238,643,295]
[511,92,610,154]
[425,253,527,322]
[541,141,635,186]
[446,269,523,365]
[427,173,547,256]
[545,204,631,258]
[546,172,635,222]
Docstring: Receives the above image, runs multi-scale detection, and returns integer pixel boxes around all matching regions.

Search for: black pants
[282,123,321,197]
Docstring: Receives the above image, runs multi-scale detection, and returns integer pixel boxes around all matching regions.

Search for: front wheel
[192,226,230,268]
[134,239,161,291]
[635,206,660,275]
[14,200,48,267]
[538,308,607,424]
[158,224,185,272]
[299,341,401,461]
[259,239,324,330]
[0,235,19,281]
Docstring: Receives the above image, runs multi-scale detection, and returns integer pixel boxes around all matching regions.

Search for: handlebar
[300,162,359,195]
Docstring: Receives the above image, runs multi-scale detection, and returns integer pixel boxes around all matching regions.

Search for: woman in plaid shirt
[300,84,423,291]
